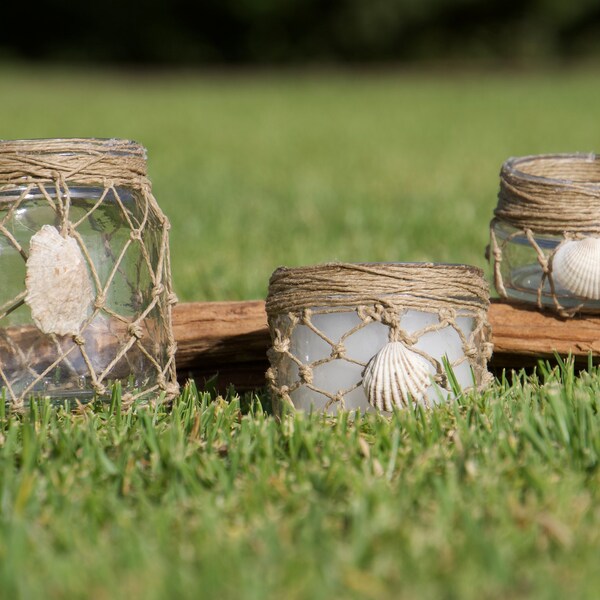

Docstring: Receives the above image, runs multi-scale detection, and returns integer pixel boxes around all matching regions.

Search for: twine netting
[266,263,493,412]
[0,138,178,410]
[489,153,600,316]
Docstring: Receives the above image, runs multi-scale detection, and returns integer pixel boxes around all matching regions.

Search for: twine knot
[92,381,107,396]
[272,333,290,354]
[301,308,313,324]
[162,381,180,398]
[389,327,417,346]
[128,322,144,339]
[299,366,313,385]
[330,343,346,359]
[464,347,478,359]
[333,392,345,405]
[356,306,373,323]
[94,292,107,310]
[266,367,277,385]
[438,308,455,323]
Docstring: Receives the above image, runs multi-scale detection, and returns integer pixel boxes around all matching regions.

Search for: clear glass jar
[490,153,600,314]
[491,220,600,311]
[0,138,177,406]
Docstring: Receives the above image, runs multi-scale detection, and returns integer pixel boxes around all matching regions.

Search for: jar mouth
[0,138,147,160]
[278,262,484,278]
[266,262,489,315]
[503,153,600,187]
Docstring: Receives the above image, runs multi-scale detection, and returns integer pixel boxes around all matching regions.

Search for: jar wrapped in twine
[0,138,178,410]
[489,153,600,316]
[266,263,492,414]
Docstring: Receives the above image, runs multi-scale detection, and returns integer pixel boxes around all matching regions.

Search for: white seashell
[552,237,600,300]
[25,225,95,336]
[362,341,432,411]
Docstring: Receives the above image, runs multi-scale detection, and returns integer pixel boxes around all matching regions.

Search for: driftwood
[172,299,600,391]
[173,301,269,391]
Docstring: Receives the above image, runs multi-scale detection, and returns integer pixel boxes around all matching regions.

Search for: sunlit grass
[0,360,599,599]
[1,65,600,598]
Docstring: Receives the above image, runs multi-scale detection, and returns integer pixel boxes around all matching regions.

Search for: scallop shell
[25,225,94,336]
[362,341,432,411]
[552,237,600,300]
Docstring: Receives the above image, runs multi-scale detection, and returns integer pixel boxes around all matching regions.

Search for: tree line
[2,0,600,64]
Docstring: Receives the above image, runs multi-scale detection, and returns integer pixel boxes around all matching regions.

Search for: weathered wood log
[172,299,600,390]
[486,300,600,369]
[172,301,270,391]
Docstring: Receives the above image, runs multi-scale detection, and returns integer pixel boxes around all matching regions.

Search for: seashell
[25,225,95,336]
[362,341,432,411]
[552,237,600,300]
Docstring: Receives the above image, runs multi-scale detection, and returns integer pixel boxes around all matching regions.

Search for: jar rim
[0,138,147,159]
[503,152,600,187]
[272,261,484,278]
[266,262,489,316]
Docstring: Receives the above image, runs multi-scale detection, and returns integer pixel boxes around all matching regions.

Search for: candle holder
[0,138,178,410]
[489,153,600,316]
[266,263,492,414]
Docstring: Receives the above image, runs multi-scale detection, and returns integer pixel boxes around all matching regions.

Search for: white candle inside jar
[279,308,476,414]
[266,263,492,415]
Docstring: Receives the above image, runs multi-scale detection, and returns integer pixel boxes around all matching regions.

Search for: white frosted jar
[266,263,492,414]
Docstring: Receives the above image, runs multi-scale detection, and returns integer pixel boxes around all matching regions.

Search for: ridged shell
[552,237,600,300]
[362,341,432,411]
[25,225,94,336]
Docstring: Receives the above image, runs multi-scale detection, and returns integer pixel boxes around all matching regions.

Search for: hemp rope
[0,138,178,411]
[266,263,493,412]
[490,153,600,317]
[495,153,600,234]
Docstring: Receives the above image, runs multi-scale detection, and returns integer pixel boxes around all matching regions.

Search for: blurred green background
[2,65,599,301]
[2,1,600,301]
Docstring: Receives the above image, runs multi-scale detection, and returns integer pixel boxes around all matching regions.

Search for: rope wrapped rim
[0,138,148,186]
[495,153,600,234]
[267,262,489,315]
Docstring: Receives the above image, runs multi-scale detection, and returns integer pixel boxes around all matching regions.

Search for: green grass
[2,362,600,599]
[2,64,600,598]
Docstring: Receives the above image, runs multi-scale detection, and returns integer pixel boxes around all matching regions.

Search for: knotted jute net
[0,138,178,411]
[266,263,492,413]
[489,153,600,316]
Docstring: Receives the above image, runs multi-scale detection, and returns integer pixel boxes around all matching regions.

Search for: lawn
[1,63,600,598]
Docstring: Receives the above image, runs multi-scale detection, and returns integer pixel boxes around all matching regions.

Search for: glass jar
[490,219,600,312]
[266,263,492,414]
[0,138,178,408]
[489,153,600,315]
